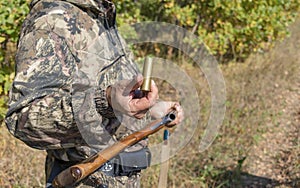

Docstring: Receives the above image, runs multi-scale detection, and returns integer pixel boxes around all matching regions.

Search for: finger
[129,80,158,111]
[146,80,159,106]
[129,97,151,112]
[176,106,184,123]
[166,102,183,126]
[133,109,148,119]
[175,103,184,123]
[132,74,143,90]
[124,74,143,94]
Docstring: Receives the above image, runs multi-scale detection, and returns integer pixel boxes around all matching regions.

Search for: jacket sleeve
[4,22,111,149]
[5,0,140,150]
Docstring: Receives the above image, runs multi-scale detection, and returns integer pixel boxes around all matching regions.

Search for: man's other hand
[150,101,184,126]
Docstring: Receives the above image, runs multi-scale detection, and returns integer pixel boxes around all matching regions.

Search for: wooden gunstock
[52,112,176,188]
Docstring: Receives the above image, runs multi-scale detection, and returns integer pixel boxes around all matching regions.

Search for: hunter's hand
[150,101,184,126]
[107,74,158,119]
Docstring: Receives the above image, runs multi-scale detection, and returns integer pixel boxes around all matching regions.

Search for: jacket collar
[30,0,116,27]
[30,0,110,11]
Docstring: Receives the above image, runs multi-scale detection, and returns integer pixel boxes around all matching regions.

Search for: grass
[141,17,300,187]
[0,123,46,187]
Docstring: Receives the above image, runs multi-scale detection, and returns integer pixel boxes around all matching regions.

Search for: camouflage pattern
[5,0,149,187]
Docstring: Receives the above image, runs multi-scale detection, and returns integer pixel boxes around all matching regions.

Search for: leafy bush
[115,0,300,62]
[0,0,29,122]
[0,68,14,121]
[0,0,299,121]
[0,0,29,62]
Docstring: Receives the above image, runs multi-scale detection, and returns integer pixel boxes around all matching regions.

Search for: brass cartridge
[141,57,153,92]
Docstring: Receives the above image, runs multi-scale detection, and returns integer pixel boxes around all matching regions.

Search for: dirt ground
[241,20,300,187]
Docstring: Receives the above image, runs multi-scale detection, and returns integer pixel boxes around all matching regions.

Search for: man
[5,0,183,187]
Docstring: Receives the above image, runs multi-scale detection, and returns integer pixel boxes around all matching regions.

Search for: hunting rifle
[52,111,176,187]
[52,57,177,187]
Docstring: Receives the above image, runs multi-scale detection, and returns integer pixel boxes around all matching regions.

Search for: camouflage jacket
[5,0,146,162]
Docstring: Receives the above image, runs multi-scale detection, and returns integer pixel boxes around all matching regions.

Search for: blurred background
[0,0,299,187]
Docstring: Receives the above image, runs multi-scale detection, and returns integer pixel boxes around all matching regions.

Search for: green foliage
[0,0,299,121]
[0,0,29,43]
[0,0,30,63]
[0,68,14,121]
[0,0,30,122]
[116,0,300,62]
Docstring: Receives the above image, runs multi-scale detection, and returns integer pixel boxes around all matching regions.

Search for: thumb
[124,74,143,94]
